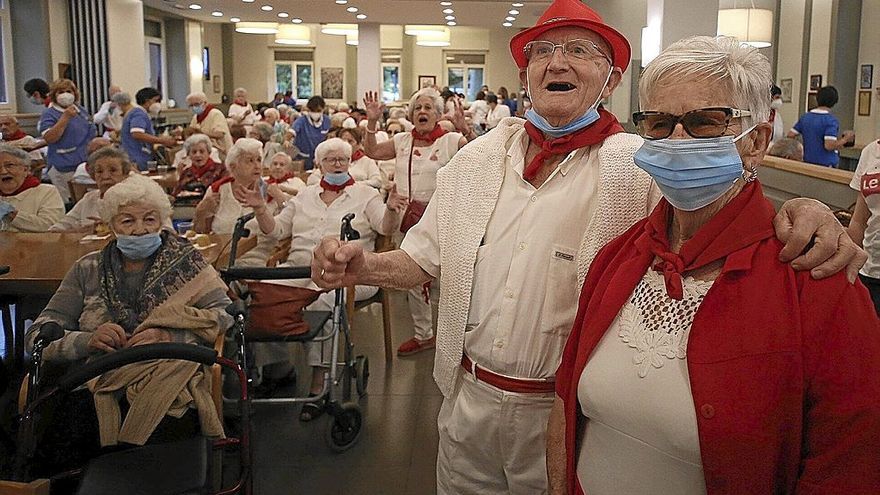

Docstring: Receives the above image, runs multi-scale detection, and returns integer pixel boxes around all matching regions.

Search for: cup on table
[147,160,158,172]
[176,221,194,237]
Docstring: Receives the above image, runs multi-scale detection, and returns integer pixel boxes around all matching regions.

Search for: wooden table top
[142,169,179,192]
[0,232,251,296]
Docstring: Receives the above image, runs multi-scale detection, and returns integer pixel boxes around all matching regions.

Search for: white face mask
[149,102,162,116]
[56,92,75,108]
[770,99,783,110]
[309,111,323,122]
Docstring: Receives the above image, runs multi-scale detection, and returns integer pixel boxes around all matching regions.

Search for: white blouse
[207,181,281,267]
[577,269,713,495]
[392,132,461,202]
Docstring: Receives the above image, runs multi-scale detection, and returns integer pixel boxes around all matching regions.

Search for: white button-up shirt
[401,128,599,379]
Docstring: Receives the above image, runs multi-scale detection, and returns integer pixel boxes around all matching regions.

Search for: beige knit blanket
[87,269,227,446]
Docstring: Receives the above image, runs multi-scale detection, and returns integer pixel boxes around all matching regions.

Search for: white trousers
[436,371,555,495]
[304,286,377,367]
[47,168,75,204]
[393,231,434,340]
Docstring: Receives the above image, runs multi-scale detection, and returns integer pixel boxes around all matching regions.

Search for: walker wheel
[355,355,369,398]
[325,403,363,452]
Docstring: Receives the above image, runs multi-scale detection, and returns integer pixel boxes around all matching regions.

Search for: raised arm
[362,91,397,161]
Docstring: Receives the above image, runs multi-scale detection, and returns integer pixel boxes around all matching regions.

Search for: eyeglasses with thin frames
[632,107,752,140]
[322,157,350,165]
[523,39,610,64]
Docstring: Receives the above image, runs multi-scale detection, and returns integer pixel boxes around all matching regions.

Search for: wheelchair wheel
[355,355,369,398]
[325,402,363,452]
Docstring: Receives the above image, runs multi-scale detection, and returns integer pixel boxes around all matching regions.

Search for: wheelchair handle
[56,343,218,392]
[35,322,64,346]
[221,265,312,281]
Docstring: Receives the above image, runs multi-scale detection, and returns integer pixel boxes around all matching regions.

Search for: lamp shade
[275,25,312,45]
[405,25,447,36]
[717,8,773,48]
[415,29,450,47]
[321,23,358,36]
[235,22,279,34]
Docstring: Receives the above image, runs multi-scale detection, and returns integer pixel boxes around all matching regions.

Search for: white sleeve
[399,196,440,278]
[93,101,112,124]
[270,199,297,239]
[851,143,877,190]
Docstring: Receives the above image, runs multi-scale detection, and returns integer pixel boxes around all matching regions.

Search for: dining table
[0,232,255,373]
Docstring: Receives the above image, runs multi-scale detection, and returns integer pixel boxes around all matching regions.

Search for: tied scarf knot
[652,256,685,300]
[196,104,215,124]
[320,177,355,192]
[351,149,366,162]
[1,175,41,197]
[410,124,448,145]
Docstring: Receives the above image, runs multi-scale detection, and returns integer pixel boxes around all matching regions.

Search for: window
[381,52,401,103]
[445,53,485,101]
[0,1,12,106]
[143,19,167,95]
[275,51,314,99]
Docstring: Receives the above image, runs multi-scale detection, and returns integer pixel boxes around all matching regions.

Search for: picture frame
[320,67,344,100]
[780,78,793,103]
[202,47,210,81]
[212,75,221,93]
[418,75,436,89]
[807,91,818,111]
[858,90,872,116]
[809,74,822,91]
[861,65,873,90]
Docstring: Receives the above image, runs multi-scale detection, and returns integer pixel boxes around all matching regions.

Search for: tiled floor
[250,290,442,495]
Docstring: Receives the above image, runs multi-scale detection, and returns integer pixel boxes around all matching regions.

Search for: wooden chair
[346,235,394,361]
[68,180,97,204]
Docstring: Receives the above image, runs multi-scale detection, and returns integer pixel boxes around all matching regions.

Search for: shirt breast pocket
[541,245,579,336]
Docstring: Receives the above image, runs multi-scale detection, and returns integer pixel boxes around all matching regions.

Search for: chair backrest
[68,180,97,204]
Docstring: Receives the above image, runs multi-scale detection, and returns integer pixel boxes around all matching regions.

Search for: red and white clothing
[852,140,880,278]
[486,104,511,130]
[228,101,257,127]
[2,132,44,162]
[189,107,233,158]
[205,180,280,267]
[1,183,65,232]
[306,154,383,190]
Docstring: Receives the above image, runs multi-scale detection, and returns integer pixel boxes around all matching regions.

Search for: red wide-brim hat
[509,0,631,72]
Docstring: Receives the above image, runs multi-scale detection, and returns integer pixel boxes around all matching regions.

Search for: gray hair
[0,144,30,165]
[251,122,274,142]
[263,108,280,119]
[183,133,213,154]
[639,36,771,128]
[768,137,804,161]
[336,102,350,113]
[186,91,207,103]
[270,151,292,165]
[276,104,289,114]
[86,146,133,174]
[0,115,18,124]
[407,88,444,121]
[225,137,263,168]
[315,137,352,165]
[234,87,247,98]
[111,91,132,106]
[100,174,171,223]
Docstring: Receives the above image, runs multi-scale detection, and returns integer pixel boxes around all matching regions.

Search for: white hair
[111,92,131,106]
[183,133,213,154]
[100,174,171,223]
[0,144,30,165]
[276,104,289,114]
[251,122,274,142]
[186,91,207,103]
[270,151,292,165]
[342,117,357,129]
[336,102,350,112]
[407,88,444,121]
[263,108,280,119]
[234,87,247,97]
[315,137,352,165]
[639,36,771,127]
[225,137,263,168]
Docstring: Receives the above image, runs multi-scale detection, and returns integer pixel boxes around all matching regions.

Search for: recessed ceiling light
[447,21,457,26]
[277,12,288,17]
[346,6,358,12]
[291,18,303,23]
[188,3,201,9]
[211,11,223,16]
[508,9,519,14]
[260,5,273,11]
[512,2,524,6]
[230,16,241,22]
[335,0,348,3]
[356,13,367,19]
[505,16,515,21]
[502,22,513,27]
[440,1,452,4]
[445,15,455,20]
[442,8,454,13]
[242,0,255,2]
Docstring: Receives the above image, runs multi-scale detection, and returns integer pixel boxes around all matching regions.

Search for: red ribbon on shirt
[210,176,235,193]
[319,177,355,192]
[522,108,624,181]
[196,104,215,124]
[410,125,448,145]
[1,130,28,142]
[266,173,294,185]
[351,149,366,162]
[1,175,41,197]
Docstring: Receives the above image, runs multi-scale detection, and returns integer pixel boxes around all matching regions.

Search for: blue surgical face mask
[523,66,613,138]
[191,104,204,115]
[115,232,162,260]
[633,125,756,211]
[323,171,352,186]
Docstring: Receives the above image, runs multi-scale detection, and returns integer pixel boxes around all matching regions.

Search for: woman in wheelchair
[25,174,233,474]
[239,137,406,421]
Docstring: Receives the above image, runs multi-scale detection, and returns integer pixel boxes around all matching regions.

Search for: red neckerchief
[196,104,215,124]
[635,181,776,299]
[210,176,234,193]
[2,130,28,141]
[191,158,218,180]
[43,97,51,107]
[233,99,247,107]
[1,175,41,197]
[410,125,448,145]
[320,177,355,192]
[266,173,294,185]
[351,149,366,162]
[522,108,624,181]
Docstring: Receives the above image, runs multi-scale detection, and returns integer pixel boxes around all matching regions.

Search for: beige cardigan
[431,117,659,397]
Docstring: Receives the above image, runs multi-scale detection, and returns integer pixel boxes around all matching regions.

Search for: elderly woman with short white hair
[186,91,233,158]
[265,151,306,203]
[27,174,231,471]
[172,133,227,197]
[0,144,64,232]
[240,137,407,419]
[549,36,880,495]
[227,87,257,127]
[248,122,284,170]
[361,87,473,355]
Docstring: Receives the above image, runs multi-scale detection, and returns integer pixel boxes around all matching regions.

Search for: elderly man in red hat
[312,0,863,492]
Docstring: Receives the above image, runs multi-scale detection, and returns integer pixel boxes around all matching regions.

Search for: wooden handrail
[761,155,853,185]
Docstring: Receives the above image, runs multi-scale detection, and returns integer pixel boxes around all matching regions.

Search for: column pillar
[356,23,381,102]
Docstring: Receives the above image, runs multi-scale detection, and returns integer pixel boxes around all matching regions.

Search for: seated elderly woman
[264,151,306,203]
[548,36,880,495]
[768,136,804,162]
[242,137,406,420]
[172,133,227,197]
[172,128,222,169]
[50,147,131,232]
[248,121,284,169]
[0,145,64,232]
[308,128,383,190]
[26,174,231,472]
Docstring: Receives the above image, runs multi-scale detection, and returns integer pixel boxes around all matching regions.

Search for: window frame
[443,51,486,101]
[381,62,401,103]
[0,1,14,110]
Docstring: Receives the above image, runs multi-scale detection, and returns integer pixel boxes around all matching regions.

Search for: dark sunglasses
[632,107,752,140]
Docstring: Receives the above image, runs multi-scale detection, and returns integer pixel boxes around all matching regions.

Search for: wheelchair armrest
[221,265,312,281]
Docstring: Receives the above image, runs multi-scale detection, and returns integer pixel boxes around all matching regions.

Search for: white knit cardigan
[431,117,657,397]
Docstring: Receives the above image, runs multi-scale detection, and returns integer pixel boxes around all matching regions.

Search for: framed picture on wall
[320,68,344,99]
[809,74,822,91]
[858,90,872,116]
[418,75,436,89]
[212,75,221,93]
[807,91,818,110]
[780,78,793,103]
[861,65,873,89]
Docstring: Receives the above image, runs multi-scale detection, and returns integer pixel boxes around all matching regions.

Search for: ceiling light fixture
[188,3,201,9]
[321,23,358,35]
[242,0,255,3]
[440,1,453,4]
[512,2,523,6]
[235,21,279,34]
[356,13,367,19]
[291,18,303,23]
[346,6,358,12]
[442,8,454,13]
[447,21,456,26]
[275,24,311,45]
[211,11,223,17]
[230,17,241,22]
[445,15,455,20]
[346,32,358,45]
[717,7,773,48]
[415,28,450,46]
[508,9,519,14]
[404,25,447,36]
[278,12,289,18]
[335,0,348,3]
[505,16,515,21]
[502,22,512,27]
[260,5,273,11]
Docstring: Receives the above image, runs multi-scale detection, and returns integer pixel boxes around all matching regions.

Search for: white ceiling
[143,0,552,29]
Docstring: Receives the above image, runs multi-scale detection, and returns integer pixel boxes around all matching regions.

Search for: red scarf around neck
[210,176,234,193]
[522,108,624,181]
[351,149,366,162]
[266,173,294,185]
[635,181,776,300]
[2,130,28,142]
[1,175,41,197]
[196,104,215,124]
[410,124,448,145]
[320,176,355,192]
[191,158,217,179]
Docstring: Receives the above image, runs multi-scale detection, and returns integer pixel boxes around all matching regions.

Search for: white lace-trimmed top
[576,269,713,495]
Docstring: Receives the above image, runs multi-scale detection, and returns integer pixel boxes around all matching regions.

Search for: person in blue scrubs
[291,96,330,170]
[788,85,855,168]
[120,87,177,171]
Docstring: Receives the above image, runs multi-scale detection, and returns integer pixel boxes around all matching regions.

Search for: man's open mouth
[417,115,430,124]
[546,82,576,92]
